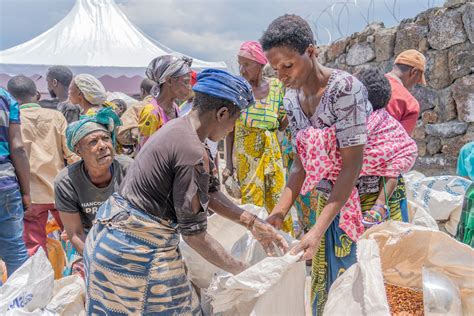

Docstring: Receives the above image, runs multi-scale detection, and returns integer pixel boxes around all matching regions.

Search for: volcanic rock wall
[318,0,473,175]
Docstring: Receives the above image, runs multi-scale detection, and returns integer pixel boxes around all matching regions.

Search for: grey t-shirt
[54,155,132,229]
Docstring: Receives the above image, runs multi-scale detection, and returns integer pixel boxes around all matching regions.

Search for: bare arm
[183,231,246,275]
[9,123,31,211]
[292,145,364,260]
[223,131,235,180]
[267,154,306,229]
[59,211,87,255]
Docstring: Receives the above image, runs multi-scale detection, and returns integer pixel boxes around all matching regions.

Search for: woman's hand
[290,229,322,261]
[266,211,286,230]
[250,218,289,256]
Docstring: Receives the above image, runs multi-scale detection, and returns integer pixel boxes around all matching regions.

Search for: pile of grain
[385,283,424,316]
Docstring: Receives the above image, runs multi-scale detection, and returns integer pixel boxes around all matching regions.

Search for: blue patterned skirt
[84,193,201,315]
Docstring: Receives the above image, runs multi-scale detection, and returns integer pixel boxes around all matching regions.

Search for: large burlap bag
[324,222,474,315]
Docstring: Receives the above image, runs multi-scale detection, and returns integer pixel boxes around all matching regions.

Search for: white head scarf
[74,74,107,105]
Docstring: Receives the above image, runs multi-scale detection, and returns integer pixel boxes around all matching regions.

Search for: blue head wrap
[66,107,122,153]
[192,69,254,110]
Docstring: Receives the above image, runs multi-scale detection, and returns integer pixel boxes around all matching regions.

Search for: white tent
[0,0,226,94]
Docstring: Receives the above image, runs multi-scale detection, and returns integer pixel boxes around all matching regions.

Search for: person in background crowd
[0,88,30,278]
[137,55,193,150]
[224,41,291,233]
[139,78,155,101]
[385,49,426,134]
[39,65,82,124]
[7,75,77,257]
[457,142,474,181]
[456,141,474,247]
[111,98,127,117]
[54,108,132,277]
[84,69,287,315]
[116,78,154,153]
[68,73,115,118]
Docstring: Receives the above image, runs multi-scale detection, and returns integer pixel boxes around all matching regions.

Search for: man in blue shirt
[0,88,30,278]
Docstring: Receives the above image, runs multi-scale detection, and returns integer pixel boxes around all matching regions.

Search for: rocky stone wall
[318,0,473,176]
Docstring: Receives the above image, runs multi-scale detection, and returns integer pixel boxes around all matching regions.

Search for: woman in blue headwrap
[83,69,289,315]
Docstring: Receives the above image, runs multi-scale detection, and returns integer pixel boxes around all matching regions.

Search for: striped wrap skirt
[84,193,201,315]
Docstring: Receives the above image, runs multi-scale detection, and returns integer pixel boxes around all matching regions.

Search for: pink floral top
[296,109,418,240]
[284,70,378,196]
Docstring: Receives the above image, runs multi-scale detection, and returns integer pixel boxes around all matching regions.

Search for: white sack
[324,239,390,316]
[404,171,472,234]
[325,222,474,315]
[0,249,86,316]
[179,204,267,289]
[208,252,305,315]
[0,249,54,315]
[207,221,305,315]
[45,276,86,316]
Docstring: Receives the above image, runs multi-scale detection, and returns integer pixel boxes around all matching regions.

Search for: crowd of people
[0,13,472,315]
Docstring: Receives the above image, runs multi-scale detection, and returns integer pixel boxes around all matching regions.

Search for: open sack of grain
[324,221,474,316]
[180,204,306,315]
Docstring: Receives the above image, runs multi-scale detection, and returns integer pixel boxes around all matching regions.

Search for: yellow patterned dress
[137,99,179,152]
[234,78,293,234]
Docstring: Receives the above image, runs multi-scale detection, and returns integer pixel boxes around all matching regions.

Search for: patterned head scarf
[192,69,255,110]
[145,55,193,97]
[66,107,122,153]
[238,41,268,65]
[74,74,107,105]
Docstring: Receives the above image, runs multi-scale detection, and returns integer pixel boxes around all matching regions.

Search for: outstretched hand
[290,229,321,261]
[250,218,289,256]
[266,212,285,230]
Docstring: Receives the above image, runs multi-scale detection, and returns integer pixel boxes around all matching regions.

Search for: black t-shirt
[119,117,220,236]
[54,155,132,229]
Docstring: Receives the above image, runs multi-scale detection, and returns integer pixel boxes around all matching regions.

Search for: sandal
[362,204,390,228]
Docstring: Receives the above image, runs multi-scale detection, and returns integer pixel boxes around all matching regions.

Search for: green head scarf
[66,107,122,153]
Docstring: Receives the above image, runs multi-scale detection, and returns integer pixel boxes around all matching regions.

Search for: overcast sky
[0,0,444,70]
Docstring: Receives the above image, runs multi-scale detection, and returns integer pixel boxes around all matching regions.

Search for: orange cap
[394,49,427,85]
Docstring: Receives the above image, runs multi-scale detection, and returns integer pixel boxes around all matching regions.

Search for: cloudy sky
[0,0,443,71]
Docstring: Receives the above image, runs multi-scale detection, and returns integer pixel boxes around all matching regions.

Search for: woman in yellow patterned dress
[224,41,293,234]
[137,55,193,151]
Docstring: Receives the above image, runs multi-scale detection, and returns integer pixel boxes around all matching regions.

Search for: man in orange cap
[385,49,427,134]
